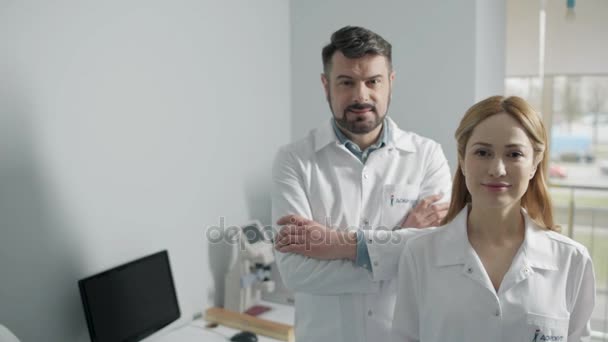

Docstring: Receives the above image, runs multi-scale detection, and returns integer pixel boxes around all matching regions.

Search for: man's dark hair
[322,26,392,75]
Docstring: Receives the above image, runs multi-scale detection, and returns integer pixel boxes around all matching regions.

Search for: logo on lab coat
[390,193,409,206]
[532,329,564,341]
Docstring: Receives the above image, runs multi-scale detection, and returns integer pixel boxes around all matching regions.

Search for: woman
[391,96,595,342]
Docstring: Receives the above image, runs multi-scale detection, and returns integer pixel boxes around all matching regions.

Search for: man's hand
[274,215,357,261]
[400,193,449,229]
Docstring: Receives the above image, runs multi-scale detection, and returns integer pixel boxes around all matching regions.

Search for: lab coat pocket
[524,312,570,342]
[380,184,419,229]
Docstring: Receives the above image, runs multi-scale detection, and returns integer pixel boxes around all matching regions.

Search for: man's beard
[328,90,391,135]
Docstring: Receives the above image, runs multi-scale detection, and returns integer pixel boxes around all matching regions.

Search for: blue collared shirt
[331,119,389,164]
[331,119,388,272]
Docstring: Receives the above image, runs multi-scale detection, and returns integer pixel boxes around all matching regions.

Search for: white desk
[154,302,294,342]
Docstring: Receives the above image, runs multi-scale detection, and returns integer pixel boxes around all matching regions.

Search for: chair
[0,325,20,342]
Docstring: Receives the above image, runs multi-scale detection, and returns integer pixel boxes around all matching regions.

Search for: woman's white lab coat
[392,206,596,342]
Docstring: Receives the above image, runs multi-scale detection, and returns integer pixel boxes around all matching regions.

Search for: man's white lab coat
[272,118,452,342]
[392,206,596,342]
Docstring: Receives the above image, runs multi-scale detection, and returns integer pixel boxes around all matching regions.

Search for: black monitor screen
[78,250,180,342]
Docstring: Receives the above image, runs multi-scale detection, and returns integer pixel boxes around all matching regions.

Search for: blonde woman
[391,96,595,342]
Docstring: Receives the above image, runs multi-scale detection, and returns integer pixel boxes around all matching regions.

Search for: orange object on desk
[204,307,294,342]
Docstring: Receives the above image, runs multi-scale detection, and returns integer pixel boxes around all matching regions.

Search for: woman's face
[462,113,538,211]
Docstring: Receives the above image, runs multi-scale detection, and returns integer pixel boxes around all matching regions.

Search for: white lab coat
[272,118,452,342]
[392,206,596,342]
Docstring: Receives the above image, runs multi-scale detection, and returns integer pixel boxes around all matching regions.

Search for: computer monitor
[78,250,180,342]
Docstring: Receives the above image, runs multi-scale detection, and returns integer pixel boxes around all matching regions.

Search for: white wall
[476,0,507,100]
[0,1,290,341]
[290,0,505,167]
[507,0,608,76]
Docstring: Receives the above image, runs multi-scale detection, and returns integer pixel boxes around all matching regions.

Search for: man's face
[321,52,395,135]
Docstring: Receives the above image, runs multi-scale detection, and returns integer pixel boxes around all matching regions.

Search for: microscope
[224,221,276,313]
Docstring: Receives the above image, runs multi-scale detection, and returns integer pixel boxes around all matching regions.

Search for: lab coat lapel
[498,210,559,295]
[435,207,497,294]
[461,244,497,295]
[495,246,533,295]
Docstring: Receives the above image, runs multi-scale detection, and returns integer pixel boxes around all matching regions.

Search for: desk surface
[155,301,294,342]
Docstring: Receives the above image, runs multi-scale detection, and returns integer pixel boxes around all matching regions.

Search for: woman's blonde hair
[441,95,558,231]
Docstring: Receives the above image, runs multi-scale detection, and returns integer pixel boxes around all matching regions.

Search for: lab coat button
[363,219,369,225]
[467,267,473,274]
[363,173,369,179]
[495,310,500,317]
[373,261,379,267]
[368,310,373,316]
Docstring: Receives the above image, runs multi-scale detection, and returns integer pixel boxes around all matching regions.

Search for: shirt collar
[313,116,417,153]
[331,118,388,150]
[434,206,559,271]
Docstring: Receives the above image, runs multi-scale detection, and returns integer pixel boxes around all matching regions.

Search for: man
[271,26,452,342]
